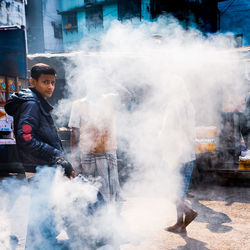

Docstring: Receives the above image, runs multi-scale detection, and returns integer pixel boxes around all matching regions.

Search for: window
[234,34,243,48]
[118,0,141,20]
[51,22,62,39]
[63,12,78,32]
[86,5,103,31]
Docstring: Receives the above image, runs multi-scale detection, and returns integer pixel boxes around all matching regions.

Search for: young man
[5,63,75,177]
[5,63,74,249]
[69,92,121,202]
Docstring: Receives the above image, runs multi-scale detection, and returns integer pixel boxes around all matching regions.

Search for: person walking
[160,84,198,234]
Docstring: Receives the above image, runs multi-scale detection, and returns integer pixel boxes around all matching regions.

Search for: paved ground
[0,175,249,250]
[120,184,250,250]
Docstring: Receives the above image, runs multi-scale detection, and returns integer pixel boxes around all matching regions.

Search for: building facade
[26,0,63,53]
[60,0,118,51]
[0,0,26,26]
[60,0,223,51]
[218,0,250,46]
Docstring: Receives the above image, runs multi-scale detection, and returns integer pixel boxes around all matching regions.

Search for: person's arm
[68,101,82,173]
[17,101,75,177]
[71,127,80,149]
[16,101,62,164]
[70,127,81,173]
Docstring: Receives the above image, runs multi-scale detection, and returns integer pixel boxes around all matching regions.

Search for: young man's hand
[71,171,76,178]
[56,157,75,178]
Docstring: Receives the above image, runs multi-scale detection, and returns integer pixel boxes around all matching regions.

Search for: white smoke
[0,177,29,250]
[0,168,127,249]
[53,17,247,247]
[0,211,11,250]
[0,16,248,249]
[58,20,244,174]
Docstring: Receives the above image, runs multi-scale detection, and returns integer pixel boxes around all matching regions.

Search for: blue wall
[62,11,85,50]
[26,0,63,53]
[61,0,104,12]
[26,0,45,53]
[103,5,118,31]
[218,0,250,46]
[141,0,151,21]
[61,2,118,51]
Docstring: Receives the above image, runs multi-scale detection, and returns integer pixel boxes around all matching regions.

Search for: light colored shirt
[69,94,117,153]
[160,95,196,164]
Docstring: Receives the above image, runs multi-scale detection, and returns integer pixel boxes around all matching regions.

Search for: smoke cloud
[57,16,246,191]
[54,16,246,246]
[0,16,248,249]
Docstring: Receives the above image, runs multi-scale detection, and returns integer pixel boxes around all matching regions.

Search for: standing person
[5,63,75,249]
[161,85,198,234]
[69,92,121,202]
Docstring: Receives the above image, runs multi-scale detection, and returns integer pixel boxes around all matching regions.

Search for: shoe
[184,210,198,227]
[186,192,195,198]
[165,223,187,234]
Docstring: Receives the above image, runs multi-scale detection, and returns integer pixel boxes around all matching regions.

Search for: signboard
[0,107,15,144]
[0,107,13,131]
[0,27,27,78]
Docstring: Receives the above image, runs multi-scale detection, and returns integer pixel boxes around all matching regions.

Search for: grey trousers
[80,150,121,202]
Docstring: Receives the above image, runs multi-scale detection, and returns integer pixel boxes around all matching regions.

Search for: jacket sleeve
[16,101,62,164]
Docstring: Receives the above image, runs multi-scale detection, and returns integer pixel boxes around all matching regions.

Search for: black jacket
[5,88,63,172]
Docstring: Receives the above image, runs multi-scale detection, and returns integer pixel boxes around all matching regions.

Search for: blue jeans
[180,161,194,198]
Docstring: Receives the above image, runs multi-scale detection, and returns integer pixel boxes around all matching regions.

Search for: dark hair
[31,63,56,80]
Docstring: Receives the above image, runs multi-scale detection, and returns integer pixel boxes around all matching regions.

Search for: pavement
[120,184,250,250]
[0,175,249,250]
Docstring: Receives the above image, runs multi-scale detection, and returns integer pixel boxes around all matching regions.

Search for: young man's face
[30,74,55,99]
